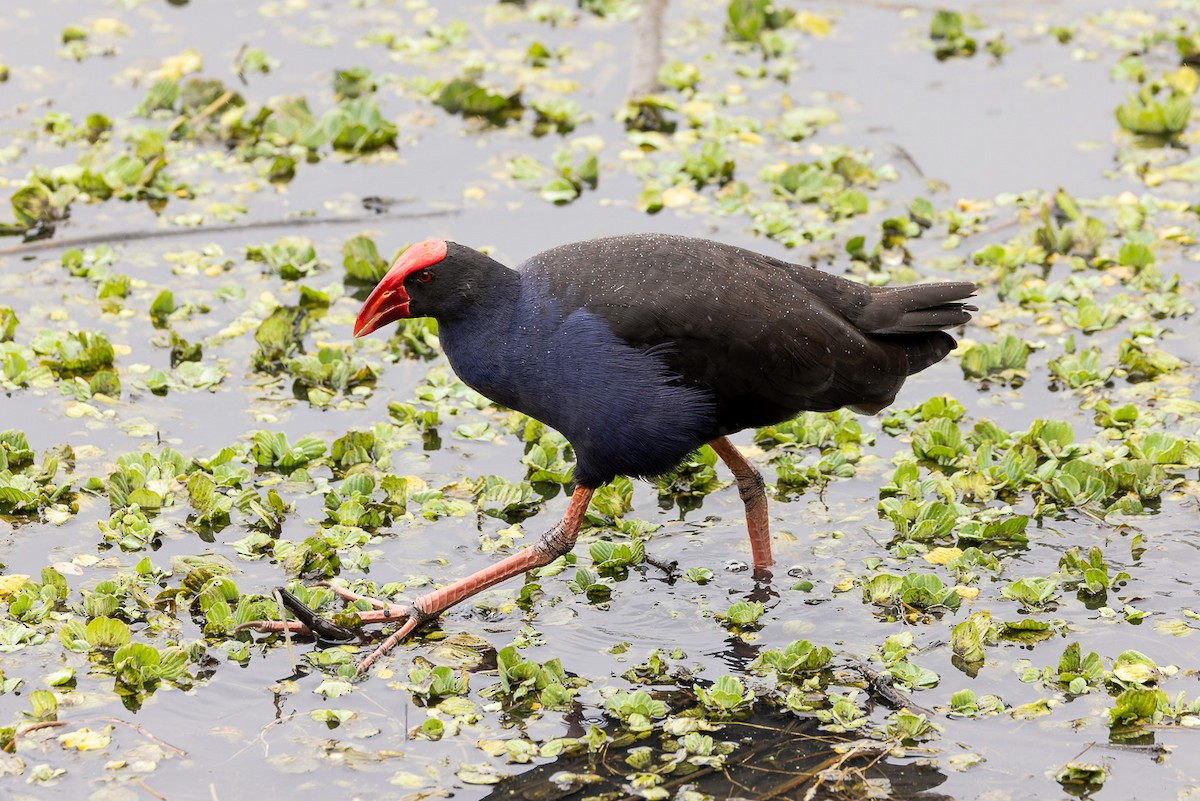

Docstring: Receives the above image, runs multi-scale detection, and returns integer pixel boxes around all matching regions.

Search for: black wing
[522,233,975,431]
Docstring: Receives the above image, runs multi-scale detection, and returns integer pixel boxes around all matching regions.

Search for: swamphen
[247,233,976,672]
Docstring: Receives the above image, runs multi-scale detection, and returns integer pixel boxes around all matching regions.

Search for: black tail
[866,282,977,334]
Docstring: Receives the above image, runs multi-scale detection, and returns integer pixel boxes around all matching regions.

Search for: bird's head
[353,239,449,337]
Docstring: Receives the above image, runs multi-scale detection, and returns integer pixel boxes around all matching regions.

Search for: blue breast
[438,278,717,487]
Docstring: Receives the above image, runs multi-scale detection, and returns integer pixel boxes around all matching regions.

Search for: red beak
[354,281,409,338]
[353,239,449,338]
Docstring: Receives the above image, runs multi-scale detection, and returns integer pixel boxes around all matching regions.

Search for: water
[0,1,1196,799]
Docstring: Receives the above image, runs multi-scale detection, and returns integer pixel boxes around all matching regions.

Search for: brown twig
[5,720,69,751]
[1065,740,1098,763]
[167,89,236,137]
[0,206,459,257]
[233,44,249,86]
[98,717,187,756]
[135,779,170,801]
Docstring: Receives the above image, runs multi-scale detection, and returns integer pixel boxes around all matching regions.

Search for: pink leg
[357,485,594,672]
[241,487,595,674]
[709,436,773,570]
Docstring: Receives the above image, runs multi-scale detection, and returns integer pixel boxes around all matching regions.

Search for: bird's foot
[316,582,440,674]
[233,586,360,641]
[234,618,314,635]
[236,583,437,674]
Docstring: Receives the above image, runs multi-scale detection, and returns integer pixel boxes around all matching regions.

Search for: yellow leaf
[153,48,204,81]
[794,12,834,37]
[1009,699,1054,720]
[66,402,100,419]
[924,547,962,565]
[1153,619,1197,637]
[572,135,605,154]
[542,79,580,94]
[476,739,506,757]
[954,585,980,600]
[59,726,112,751]
[661,186,697,208]
[389,770,433,788]
[1168,66,1198,95]
[0,575,30,598]
[456,762,503,785]
[91,19,131,36]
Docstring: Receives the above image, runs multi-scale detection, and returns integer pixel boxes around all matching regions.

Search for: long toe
[356,615,423,675]
[233,619,314,636]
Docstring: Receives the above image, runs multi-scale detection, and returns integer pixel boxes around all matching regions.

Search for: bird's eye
[415,270,433,284]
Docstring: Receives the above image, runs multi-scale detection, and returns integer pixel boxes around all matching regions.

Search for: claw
[276,587,358,642]
[238,584,431,673]
[356,614,422,675]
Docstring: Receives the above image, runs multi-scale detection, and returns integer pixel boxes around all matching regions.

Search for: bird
[241,233,976,672]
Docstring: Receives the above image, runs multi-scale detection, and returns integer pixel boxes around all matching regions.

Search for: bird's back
[520,233,974,432]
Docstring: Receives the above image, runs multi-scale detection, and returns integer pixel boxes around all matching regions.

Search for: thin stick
[5,720,68,752]
[98,717,187,756]
[0,207,459,257]
[135,779,170,801]
[1065,740,1098,763]
[167,89,236,136]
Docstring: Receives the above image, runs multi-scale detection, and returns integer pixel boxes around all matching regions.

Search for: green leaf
[85,616,131,649]
[0,307,18,342]
[28,689,58,721]
[149,289,176,327]
[321,98,397,152]
[434,79,523,125]
[951,611,991,663]
[343,235,388,282]
[252,306,309,370]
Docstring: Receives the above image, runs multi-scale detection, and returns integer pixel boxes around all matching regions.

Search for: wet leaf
[85,617,131,649]
[321,98,397,152]
[343,235,388,283]
[58,727,111,751]
[435,79,523,126]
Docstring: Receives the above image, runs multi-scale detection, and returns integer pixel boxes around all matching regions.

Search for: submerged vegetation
[0,0,1198,798]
